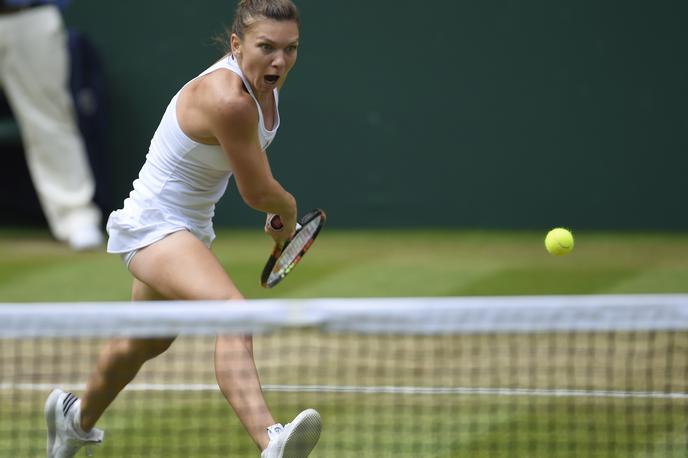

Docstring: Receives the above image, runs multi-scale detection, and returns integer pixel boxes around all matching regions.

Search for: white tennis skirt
[106,197,215,267]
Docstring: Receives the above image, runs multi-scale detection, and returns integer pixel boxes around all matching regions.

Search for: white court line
[2,382,687,400]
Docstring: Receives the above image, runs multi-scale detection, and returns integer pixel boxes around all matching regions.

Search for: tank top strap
[224,55,280,135]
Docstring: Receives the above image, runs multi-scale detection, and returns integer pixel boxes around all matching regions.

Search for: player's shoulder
[198,69,257,123]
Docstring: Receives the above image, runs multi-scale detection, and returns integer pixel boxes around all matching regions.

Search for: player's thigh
[131,278,166,302]
[129,230,242,301]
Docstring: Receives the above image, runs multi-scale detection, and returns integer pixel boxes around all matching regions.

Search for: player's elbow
[240,185,295,214]
[240,187,279,211]
[240,189,268,210]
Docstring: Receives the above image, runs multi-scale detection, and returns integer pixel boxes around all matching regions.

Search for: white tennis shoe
[45,389,104,458]
[261,409,322,458]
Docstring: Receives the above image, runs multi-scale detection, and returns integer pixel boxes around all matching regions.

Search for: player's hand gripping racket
[261,209,326,288]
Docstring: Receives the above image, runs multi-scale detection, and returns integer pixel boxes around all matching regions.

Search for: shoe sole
[44,389,62,458]
[281,409,322,458]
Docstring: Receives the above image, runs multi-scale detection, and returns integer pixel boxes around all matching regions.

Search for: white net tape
[2,294,688,338]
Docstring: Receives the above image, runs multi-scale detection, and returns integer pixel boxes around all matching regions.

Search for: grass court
[1,228,687,456]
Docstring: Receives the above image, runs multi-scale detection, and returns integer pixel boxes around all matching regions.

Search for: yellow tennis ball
[545,228,574,256]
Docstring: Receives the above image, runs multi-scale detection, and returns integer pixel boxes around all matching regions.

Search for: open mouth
[264,75,280,84]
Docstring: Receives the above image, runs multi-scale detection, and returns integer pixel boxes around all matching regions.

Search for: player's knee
[116,337,175,363]
[202,290,244,301]
[139,337,175,361]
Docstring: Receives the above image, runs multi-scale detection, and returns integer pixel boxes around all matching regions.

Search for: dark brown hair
[232,0,299,38]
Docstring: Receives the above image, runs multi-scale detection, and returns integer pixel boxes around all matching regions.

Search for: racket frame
[260,208,326,288]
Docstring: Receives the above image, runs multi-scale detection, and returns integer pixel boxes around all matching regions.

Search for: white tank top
[132,55,278,222]
[106,56,280,254]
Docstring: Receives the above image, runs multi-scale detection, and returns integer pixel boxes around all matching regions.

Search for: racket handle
[267,214,302,233]
[267,214,283,230]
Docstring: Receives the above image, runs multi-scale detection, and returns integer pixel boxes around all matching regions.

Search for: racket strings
[262,209,326,288]
[273,217,320,273]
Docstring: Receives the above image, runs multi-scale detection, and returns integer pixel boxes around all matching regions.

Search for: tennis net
[1,295,687,457]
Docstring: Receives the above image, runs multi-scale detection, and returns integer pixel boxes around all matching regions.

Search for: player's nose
[271,51,287,69]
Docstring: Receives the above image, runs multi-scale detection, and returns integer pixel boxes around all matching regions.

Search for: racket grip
[267,214,302,233]
[267,214,283,230]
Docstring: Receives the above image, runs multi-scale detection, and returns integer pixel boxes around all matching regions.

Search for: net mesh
[2,295,688,457]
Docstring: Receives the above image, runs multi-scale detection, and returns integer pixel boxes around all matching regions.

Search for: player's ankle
[73,403,93,435]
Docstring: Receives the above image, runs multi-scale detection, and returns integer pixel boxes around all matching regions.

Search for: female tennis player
[44,1,321,457]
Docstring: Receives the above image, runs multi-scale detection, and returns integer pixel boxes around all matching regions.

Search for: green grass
[1,228,688,456]
[2,228,688,301]
[3,391,686,457]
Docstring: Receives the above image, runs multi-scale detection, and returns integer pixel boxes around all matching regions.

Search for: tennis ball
[545,228,574,256]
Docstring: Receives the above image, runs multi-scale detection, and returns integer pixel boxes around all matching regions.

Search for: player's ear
[230,33,242,57]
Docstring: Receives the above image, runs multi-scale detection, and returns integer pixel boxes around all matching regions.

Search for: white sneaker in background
[67,224,103,251]
[261,409,322,458]
[45,389,104,458]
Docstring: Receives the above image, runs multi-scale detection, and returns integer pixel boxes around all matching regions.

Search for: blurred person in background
[0,0,103,250]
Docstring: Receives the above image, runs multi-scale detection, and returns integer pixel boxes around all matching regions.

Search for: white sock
[70,399,90,436]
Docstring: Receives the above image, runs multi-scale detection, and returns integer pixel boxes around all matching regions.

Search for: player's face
[232,19,299,95]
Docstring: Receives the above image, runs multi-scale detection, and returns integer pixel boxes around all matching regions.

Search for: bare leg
[80,280,174,431]
[81,231,276,450]
[215,334,274,449]
[80,337,174,431]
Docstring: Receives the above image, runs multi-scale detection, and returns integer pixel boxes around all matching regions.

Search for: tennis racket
[261,208,326,288]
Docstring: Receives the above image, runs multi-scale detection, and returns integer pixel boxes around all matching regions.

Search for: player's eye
[259,43,274,52]
[285,45,298,54]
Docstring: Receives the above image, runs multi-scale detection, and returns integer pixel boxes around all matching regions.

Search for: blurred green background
[2,5,687,456]
[2,0,687,300]
[53,0,688,230]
